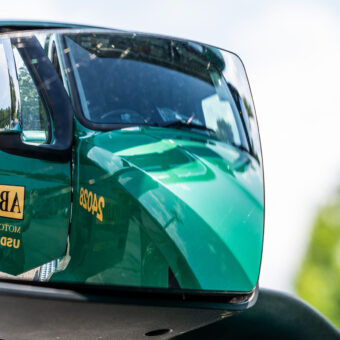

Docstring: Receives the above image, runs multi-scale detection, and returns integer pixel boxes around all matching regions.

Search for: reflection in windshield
[64,33,249,151]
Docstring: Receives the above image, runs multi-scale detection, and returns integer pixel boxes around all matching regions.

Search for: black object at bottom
[175,289,340,340]
[0,283,337,339]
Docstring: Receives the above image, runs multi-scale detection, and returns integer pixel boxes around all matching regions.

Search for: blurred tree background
[18,66,46,131]
[295,193,340,328]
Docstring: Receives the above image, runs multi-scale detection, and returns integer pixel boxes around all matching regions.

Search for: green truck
[0,24,264,302]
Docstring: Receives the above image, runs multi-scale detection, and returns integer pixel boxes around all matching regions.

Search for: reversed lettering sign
[0,185,25,220]
[0,236,20,249]
[0,223,21,233]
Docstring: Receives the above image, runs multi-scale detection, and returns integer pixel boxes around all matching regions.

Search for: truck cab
[0,27,264,299]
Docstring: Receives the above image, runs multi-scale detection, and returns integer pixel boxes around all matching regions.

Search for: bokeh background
[2,0,340,327]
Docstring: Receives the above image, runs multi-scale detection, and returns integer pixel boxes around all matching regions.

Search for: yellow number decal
[79,187,84,206]
[84,189,88,210]
[92,193,98,215]
[97,196,105,222]
[87,191,93,213]
[79,187,105,222]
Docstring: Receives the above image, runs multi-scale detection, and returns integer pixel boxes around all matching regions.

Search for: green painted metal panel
[0,151,71,275]
[52,123,264,292]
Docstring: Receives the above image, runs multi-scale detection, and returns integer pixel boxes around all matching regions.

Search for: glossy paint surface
[0,151,71,275]
[52,122,264,292]
[0,28,264,292]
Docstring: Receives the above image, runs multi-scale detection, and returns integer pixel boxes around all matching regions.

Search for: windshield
[64,33,250,150]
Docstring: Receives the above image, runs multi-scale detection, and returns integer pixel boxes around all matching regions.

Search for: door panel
[0,35,72,275]
[0,153,70,275]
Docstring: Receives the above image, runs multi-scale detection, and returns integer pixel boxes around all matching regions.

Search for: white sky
[2,0,340,293]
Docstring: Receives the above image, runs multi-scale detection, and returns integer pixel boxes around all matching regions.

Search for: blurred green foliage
[295,195,340,328]
[0,107,11,129]
[18,66,46,131]
[242,96,254,118]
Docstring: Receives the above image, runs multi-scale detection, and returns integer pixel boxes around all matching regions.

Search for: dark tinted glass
[65,33,251,150]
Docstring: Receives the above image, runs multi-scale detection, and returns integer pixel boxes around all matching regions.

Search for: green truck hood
[81,126,264,291]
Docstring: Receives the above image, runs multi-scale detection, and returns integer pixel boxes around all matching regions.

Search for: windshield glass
[64,33,249,150]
